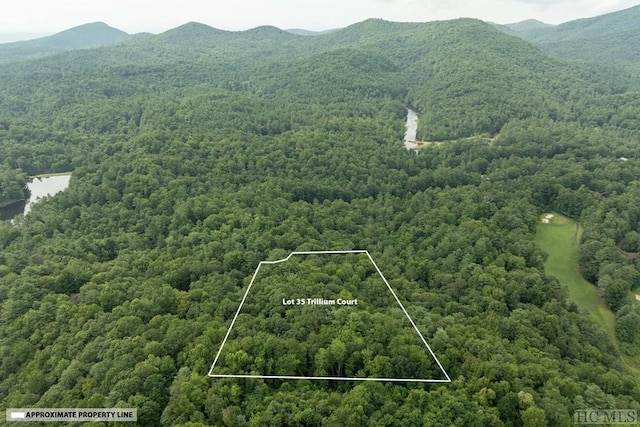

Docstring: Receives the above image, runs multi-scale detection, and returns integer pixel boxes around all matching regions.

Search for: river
[0,173,71,220]
[404,109,419,149]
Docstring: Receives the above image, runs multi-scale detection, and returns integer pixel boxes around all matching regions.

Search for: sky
[1,0,639,35]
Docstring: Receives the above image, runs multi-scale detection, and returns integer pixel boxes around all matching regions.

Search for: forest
[0,165,30,207]
[0,11,640,426]
[498,4,640,91]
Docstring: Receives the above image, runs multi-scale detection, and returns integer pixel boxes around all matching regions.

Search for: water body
[0,174,71,220]
[404,109,419,149]
[0,200,26,221]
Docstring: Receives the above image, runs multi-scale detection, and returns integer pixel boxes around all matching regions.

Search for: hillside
[505,19,552,32]
[500,5,640,82]
[0,16,639,425]
[0,22,130,63]
[0,18,623,141]
[513,5,640,44]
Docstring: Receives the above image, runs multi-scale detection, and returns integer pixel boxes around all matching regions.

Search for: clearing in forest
[535,213,616,339]
[208,250,450,382]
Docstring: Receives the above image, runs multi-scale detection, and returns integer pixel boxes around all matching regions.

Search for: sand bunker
[541,213,554,224]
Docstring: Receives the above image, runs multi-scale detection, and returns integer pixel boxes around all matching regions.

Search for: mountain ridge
[0,22,130,62]
[505,19,551,32]
[3,4,638,67]
[0,16,623,140]
[498,4,640,72]
[516,4,640,42]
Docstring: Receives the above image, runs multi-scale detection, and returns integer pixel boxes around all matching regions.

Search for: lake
[0,173,71,220]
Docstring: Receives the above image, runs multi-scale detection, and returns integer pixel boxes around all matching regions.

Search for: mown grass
[535,214,601,309]
[535,213,640,378]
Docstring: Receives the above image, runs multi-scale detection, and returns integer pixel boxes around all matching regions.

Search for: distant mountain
[498,5,640,69]
[0,22,130,63]
[0,17,623,139]
[286,28,339,36]
[148,22,293,49]
[156,21,229,41]
[118,22,314,67]
[516,5,640,42]
[504,19,552,32]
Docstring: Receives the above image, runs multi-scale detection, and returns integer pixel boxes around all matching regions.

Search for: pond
[0,173,71,221]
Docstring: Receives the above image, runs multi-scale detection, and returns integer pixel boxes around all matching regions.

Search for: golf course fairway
[535,213,616,340]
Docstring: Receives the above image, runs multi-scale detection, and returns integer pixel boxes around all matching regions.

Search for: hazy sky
[1,0,639,34]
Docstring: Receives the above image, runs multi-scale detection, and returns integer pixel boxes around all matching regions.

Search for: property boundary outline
[208,250,452,383]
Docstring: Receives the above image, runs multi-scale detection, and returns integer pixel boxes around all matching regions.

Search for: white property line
[209,374,451,383]
[208,250,451,383]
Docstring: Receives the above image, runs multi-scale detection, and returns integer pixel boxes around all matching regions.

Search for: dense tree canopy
[0,165,29,207]
[0,15,639,426]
